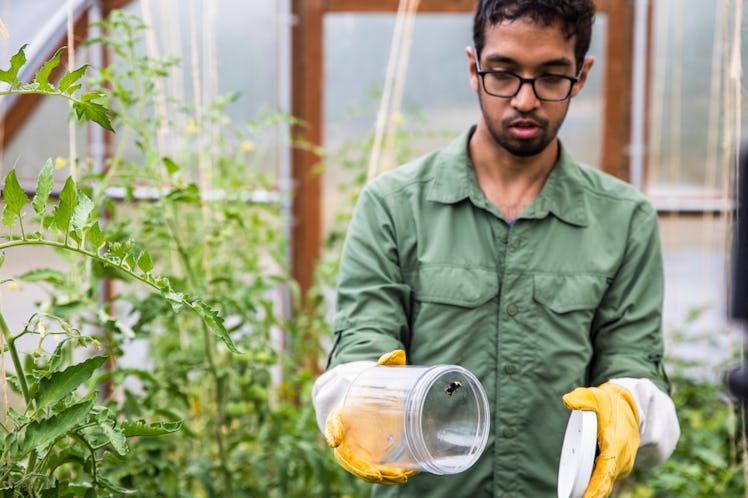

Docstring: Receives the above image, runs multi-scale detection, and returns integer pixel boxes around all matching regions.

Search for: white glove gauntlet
[611,377,680,468]
[311,361,374,433]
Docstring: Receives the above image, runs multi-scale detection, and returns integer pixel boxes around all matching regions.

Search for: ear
[466,46,480,93]
[570,56,595,98]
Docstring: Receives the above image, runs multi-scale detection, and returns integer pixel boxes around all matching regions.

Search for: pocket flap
[412,265,498,307]
[533,274,606,313]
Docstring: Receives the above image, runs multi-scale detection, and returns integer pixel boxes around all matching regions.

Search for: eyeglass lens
[482,72,573,101]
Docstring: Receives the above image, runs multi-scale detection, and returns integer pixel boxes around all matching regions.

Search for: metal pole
[629,0,649,190]
[277,0,294,320]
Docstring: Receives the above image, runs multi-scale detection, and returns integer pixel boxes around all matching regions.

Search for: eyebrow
[482,54,574,70]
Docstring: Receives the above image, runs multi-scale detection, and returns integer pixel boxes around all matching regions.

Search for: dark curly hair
[473,0,596,71]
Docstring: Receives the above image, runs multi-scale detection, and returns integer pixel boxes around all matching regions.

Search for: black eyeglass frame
[474,53,581,102]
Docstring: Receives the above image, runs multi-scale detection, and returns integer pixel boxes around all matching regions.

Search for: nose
[510,80,540,112]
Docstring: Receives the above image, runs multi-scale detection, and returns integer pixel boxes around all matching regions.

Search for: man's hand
[324,349,418,485]
[562,381,640,498]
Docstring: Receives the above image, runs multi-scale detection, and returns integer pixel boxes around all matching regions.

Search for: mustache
[503,114,547,128]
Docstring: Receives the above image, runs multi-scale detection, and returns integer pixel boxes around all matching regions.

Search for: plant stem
[0,238,232,354]
[165,208,233,494]
[0,239,156,295]
[25,449,38,481]
[0,88,79,102]
[0,310,30,405]
[70,431,99,483]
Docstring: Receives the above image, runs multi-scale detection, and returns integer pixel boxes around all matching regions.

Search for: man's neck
[468,127,559,221]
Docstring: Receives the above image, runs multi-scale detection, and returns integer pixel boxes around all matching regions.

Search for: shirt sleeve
[590,202,670,391]
[327,183,411,368]
[611,377,681,468]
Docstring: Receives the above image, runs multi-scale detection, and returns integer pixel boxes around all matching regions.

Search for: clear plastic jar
[340,364,490,474]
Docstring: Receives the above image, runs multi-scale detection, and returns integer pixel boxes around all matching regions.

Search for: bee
[444,380,462,396]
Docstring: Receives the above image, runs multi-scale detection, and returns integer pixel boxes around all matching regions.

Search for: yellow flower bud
[54,156,68,170]
[241,140,255,153]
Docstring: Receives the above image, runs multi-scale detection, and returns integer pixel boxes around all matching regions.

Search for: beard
[478,94,567,157]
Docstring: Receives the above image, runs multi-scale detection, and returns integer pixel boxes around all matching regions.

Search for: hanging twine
[0,297,7,427]
[140,0,172,178]
[366,0,420,182]
[66,0,77,179]
[0,2,8,179]
[723,0,746,489]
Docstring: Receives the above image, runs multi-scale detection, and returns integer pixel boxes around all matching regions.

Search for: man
[313,1,680,497]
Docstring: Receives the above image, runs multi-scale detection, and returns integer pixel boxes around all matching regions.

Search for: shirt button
[507,303,518,316]
[502,427,515,438]
[499,233,508,244]
[503,363,517,375]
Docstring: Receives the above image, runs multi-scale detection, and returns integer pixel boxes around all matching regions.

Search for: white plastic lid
[557,409,597,498]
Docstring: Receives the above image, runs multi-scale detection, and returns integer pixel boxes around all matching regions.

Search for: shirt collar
[527,143,589,227]
[427,127,589,227]
[426,126,485,206]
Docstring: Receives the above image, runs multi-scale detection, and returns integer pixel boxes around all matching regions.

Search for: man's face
[468,18,594,157]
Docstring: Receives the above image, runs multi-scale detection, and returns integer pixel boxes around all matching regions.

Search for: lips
[509,119,542,139]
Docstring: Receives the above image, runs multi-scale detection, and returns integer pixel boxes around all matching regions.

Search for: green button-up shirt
[329,127,669,498]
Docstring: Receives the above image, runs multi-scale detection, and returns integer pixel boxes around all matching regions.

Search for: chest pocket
[412,265,498,307]
[532,274,607,313]
[530,274,609,382]
[408,265,499,363]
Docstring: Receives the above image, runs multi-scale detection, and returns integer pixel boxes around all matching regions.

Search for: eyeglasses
[475,55,579,102]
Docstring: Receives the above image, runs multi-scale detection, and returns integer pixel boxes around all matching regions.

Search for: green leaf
[99,421,128,455]
[80,91,105,102]
[53,177,76,233]
[87,222,104,251]
[72,100,115,132]
[136,250,153,273]
[165,183,200,203]
[189,300,240,353]
[34,47,63,92]
[164,291,185,310]
[1,170,29,226]
[17,268,66,286]
[32,159,55,215]
[107,241,130,262]
[47,340,73,374]
[0,45,27,85]
[96,308,135,339]
[58,64,87,93]
[64,84,82,95]
[124,251,136,269]
[17,400,93,458]
[34,356,107,410]
[98,476,136,495]
[50,299,88,316]
[4,375,23,396]
[121,419,183,437]
[39,481,61,498]
[71,191,93,233]
[0,251,4,269]
[59,482,94,496]
[162,156,180,175]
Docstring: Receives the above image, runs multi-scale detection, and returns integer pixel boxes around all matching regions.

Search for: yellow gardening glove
[562,381,640,498]
[324,349,418,485]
